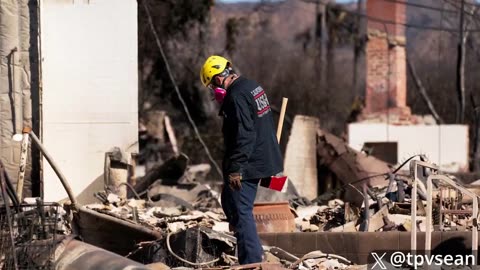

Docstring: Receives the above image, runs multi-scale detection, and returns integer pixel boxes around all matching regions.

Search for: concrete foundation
[260,231,477,264]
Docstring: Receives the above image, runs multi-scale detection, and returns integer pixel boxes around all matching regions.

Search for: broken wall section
[0,0,38,196]
[283,116,320,200]
[348,123,469,172]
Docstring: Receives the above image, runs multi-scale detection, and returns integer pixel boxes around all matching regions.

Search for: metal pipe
[426,174,479,264]
[28,130,78,208]
[9,48,19,136]
[16,128,30,200]
[426,174,433,252]
[76,206,163,239]
[3,169,19,207]
[440,187,444,231]
[411,165,417,252]
[55,239,150,270]
[410,160,439,253]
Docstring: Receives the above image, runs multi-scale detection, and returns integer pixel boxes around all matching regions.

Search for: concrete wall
[0,0,38,196]
[348,123,469,172]
[40,0,138,203]
[260,231,476,264]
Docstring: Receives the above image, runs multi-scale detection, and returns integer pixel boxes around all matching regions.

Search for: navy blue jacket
[220,76,283,181]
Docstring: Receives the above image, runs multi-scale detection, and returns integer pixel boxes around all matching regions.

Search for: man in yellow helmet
[200,55,283,265]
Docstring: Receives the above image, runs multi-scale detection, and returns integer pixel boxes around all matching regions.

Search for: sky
[218,0,480,3]
[218,0,353,2]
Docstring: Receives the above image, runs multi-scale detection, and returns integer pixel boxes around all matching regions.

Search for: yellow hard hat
[200,55,231,87]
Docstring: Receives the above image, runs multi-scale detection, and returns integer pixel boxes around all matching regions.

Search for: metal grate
[0,202,60,270]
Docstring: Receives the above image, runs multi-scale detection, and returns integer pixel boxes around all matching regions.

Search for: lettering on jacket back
[251,86,271,117]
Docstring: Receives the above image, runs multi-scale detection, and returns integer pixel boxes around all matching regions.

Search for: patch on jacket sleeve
[251,86,271,117]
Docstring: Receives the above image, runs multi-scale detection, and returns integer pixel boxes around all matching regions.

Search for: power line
[301,0,480,32]
[442,0,480,21]
[383,0,459,13]
[384,0,480,35]
[141,0,223,177]
[446,0,480,7]
[338,6,480,33]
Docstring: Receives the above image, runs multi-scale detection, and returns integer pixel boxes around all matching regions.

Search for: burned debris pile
[82,153,238,268]
[78,145,361,269]
[72,127,480,269]
[2,124,478,269]
[291,129,479,234]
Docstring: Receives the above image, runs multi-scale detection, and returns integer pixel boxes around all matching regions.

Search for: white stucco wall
[40,0,138,203]
[348,123,469,172]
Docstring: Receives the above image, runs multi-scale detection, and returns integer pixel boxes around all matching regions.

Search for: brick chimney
[365,0,410,117]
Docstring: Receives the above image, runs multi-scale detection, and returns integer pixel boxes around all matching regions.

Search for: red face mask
[210,71,231,104]
[213,87,227,104]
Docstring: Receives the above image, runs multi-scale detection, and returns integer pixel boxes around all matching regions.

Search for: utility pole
[326,4,335,95]
[353,0,366,100]
[456,0,466,123]
[314,0,327,92]
[471,94,480,172]
[314,0,323,85]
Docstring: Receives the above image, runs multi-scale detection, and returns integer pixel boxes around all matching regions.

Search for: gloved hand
[228,172,242,190]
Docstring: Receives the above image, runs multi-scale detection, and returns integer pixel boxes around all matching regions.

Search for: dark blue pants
[221,179,263,265]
